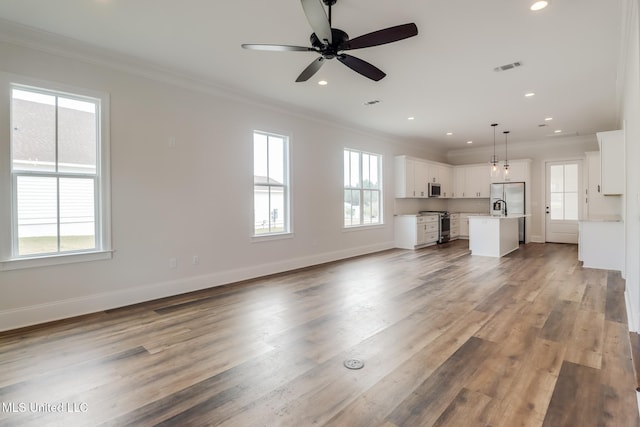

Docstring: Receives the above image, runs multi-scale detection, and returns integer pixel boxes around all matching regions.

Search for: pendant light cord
[491,123,498,166]
[503,130,510,168]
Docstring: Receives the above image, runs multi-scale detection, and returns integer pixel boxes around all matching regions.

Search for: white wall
[0,34,446,331]
[447,136,600,242]
[621,0,640,332]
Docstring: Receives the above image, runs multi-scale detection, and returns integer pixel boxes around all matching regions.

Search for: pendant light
[489,123,499,177]
[503,130,510,176]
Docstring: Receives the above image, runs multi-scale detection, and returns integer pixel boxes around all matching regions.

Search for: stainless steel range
[419,211,450,244]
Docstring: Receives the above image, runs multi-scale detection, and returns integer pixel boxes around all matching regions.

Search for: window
[253,131,290,236]
[2,80,110,267]
[344,149,382,227]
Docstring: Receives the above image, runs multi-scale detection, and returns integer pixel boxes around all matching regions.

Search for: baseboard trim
[630,332,640,392]
[0,241,394,332]
[626,290,639,333]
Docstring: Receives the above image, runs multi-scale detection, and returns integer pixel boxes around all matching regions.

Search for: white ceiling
[0,0,624,151]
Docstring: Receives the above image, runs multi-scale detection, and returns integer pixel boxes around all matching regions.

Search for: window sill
[251,232,294,243]
[0,250,113,271]
[343,223,385,232]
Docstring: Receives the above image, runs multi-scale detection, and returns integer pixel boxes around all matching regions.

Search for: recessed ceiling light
[467,140,473,144]
[530,1,549,11]
[446,132,453,136]
[407,117,415,121]
[554,129,562,133]
[545,117,553,121]
[525,92,536,97]
[318,80,328,86]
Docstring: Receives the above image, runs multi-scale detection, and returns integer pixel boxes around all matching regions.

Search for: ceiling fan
[241,0,418,82]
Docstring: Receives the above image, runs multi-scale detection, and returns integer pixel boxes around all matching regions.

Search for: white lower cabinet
[395,214,439,249]
[450,213,459,239]
[578,220,624,271]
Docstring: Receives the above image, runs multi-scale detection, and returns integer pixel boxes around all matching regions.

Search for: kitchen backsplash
[394,197,490,215]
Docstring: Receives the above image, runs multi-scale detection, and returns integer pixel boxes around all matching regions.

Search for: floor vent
[344,359,365,370]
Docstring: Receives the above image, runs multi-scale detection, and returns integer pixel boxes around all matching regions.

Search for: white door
[545,160,582,243]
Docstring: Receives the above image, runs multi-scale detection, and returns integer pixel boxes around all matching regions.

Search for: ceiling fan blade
[242,44,315,52]
[343,23,418,50]
[296,57,325,82]
[337,54,386,81]
[301,0,332,45]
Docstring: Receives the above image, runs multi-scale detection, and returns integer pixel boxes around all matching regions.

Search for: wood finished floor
[0,241,639,426]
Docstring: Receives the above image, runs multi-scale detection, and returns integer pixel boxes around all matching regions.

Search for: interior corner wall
[622,0,640,332]
[0,39,431,331]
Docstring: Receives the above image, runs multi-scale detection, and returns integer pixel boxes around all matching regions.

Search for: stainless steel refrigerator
[490,182,526,242]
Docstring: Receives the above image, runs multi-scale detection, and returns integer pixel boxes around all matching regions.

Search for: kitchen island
[468,215,528,257]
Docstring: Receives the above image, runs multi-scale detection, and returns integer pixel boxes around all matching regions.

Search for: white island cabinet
[468,215,527,257]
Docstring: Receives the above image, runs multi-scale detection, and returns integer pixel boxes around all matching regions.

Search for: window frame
[0,75,111,271]
[343,148,383,228]
[252,130,291,239]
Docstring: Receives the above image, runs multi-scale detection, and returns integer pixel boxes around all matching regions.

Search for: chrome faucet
[493,199,508,216]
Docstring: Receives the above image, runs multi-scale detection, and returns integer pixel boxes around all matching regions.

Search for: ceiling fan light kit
[242,0,418,82]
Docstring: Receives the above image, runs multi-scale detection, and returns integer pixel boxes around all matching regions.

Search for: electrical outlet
[192,255,199,265]
[169,258,177,269]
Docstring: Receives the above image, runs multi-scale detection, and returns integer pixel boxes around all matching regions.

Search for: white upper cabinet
[395,156,428,198]
[597,130,625,195]
[395,156,414,198]
[397,156,529,199]
[452,164,490,198]
[414,161,429,198]
[427,164,438,184]
[396,156,453,198]
[585,151,621,218]
[438,165,453,198]
[453,167,465,198]
[464,164,491,198]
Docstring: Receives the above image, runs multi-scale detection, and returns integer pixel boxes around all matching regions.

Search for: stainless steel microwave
[428,182,441,197]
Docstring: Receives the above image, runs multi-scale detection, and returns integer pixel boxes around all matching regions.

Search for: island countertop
[468,214,530,219]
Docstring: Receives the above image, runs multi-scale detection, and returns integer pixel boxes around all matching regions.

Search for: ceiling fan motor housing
[311,28,349,58]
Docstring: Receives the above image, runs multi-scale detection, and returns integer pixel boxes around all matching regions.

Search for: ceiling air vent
[494,61,523,72]
[363,99,382,106]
